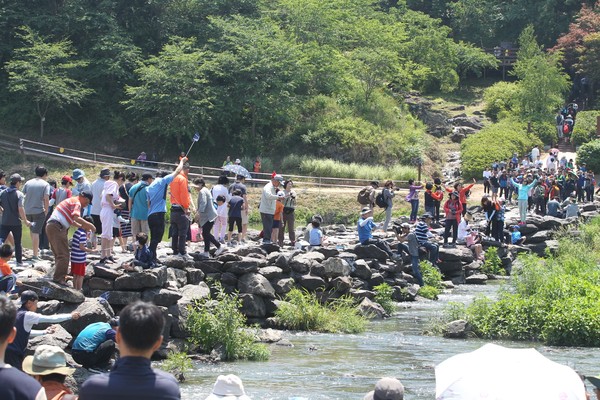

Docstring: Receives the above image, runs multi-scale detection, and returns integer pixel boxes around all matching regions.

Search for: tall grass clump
[280,155,417,181]
[418,261,443,300]
[374,283,395,315]
[162,351,193,382]
[275,288,367,333]
[453,217,600,346]
[186,285,270,361]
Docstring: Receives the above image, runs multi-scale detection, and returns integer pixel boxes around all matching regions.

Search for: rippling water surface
[178,283,600,399]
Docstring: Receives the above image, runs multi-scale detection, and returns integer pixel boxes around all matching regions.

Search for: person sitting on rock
[457,213,484,261]
[5,291,80,371]
[364,377,404,400]
[0,244,20,296]
[357,207,400,261]
[124,232,155,271]
[71,318,119,371]
[561,195,580,219]
[23,344,77,399]
[414,213,440,267]
[509,225,526,245]
[308,218,324,247]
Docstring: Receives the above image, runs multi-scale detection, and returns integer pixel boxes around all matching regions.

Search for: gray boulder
[60,298,115,337]
[238,273,276,298]
[114,266,167,290]
[353,244,388,261]
[352,260,372,280]
[438,246,473,263]
[180,283,211,302]
[88,277,114,291]
[93,265,123,280]
[274,254,290,271]
[27,325,72,354]
[194,259,223,274]
[142,288,183,307]
[90,290,141,305]
[186,268,205,285]
[36,300,61,315]
[273,278,295,295]
[313,247,340,258]
[321,257,351,278]
[162,256,195,270]
[358,297,387,319]
[20,278,85,303]
[259,266,284,281]
[167,268,188,287]
[465,274,488,285]
[224,257,266,275]
[443,320,472,338]
[349,289,375,301]
[297,275,326,291]
[329,276,352,294]
[239,293,266,318]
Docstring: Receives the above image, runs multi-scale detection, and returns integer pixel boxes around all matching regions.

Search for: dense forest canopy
[0,0,597,162]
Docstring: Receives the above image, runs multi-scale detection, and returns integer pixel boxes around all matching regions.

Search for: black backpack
[357,187,371,205]
[375,191,387,209]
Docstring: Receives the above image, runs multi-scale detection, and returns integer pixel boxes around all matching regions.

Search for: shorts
[131,218,149,238]
[71,262,86,277]
[272,220,281,228]
[241,209,249,225]
[27,213,46,234]
[491,186,498,194]
[228,217,242,233]
[91,214,103,234]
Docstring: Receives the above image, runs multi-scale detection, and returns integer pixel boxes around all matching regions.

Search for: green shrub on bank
[571,111,600,146]
[418,261,443,300]
[483,81,519,121]
[452,217,600,346]
[461,119,542,179]
[374,283,395,315]
[162,351,193,382]
[186,285,270,361]
[577,140,600,173]
[275,288,367,333]
[481,247,504,275]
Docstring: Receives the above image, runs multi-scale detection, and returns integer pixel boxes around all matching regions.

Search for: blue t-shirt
[511,231,522,244]
[73,322,116,352]
[71,228,87,264]
[146,174,176,216]
[309,228,323,246]
[129,181,150,220]
[228,196,244,218]
[357,217,376,243]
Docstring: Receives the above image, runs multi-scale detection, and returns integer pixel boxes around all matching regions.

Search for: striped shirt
[71,228,87,263]
[50,196,82,227]
[414,221,430,245]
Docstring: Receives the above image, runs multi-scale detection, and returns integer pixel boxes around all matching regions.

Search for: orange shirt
[170,172,190,209]
[274,201,284,221]
[0,259,12,276]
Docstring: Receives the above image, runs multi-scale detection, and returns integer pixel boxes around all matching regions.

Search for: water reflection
[179,283,600,399]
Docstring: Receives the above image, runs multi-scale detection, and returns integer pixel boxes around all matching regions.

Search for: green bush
[418,285,441,300]
[185,285,270,361]
[374,283,395,315]
[481,247,504,275]
[161,351,193,382]
[577,139,600,173]
[418,261,443,300]
[275,288,367,333]
[461,216,600,346]
[483,81,520,121]
[461,118,543,179]
[571,110,600,146]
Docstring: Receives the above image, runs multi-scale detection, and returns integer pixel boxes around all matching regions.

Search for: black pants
[491,219,503,242]
[260,212,274,243]
[170,208,189,255]
[202,220,220,253]
[0,224,22,263]
[444,219,458,244]
[483,180,490,194]
[72,340,116,369]
[577,187,585,202]
[148,212,166,259]
[433,201,441,222]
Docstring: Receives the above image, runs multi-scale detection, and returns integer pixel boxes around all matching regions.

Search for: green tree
[513,26,571,125]
[122,37,212,150]
[5,26,93,138]
[575,32,600,83]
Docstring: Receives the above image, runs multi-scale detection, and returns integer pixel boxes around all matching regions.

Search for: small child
[271,192,285,243]
[71,216,95,290]
[227,189,244,245]
[124,232,155,271]
[214,195,228,243]
[510,225,526,245]
[0,244,20,295]
[308,219,323,247]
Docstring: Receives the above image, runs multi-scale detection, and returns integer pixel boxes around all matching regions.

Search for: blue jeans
[410,199,419,221]
[411,256,424,286]
[421,241,439,266]
[260,212,274,243]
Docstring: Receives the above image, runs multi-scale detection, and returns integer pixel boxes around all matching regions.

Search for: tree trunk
[40,116,44,139]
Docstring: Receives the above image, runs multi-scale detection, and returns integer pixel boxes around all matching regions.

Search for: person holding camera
[279,179,297,246]
[382,180,395,232]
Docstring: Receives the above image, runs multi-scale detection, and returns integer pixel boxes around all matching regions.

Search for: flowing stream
[178,283,600,399]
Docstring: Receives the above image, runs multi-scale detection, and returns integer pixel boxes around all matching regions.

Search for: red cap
[62,175,73,184]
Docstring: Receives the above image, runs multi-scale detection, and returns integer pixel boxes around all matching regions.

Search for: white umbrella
[435,343,586,400]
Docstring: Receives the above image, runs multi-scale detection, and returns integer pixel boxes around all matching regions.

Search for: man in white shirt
[530,145,540,162]
[258,174,284,244]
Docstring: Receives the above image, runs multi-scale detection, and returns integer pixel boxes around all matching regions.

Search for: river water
[178,283,600,399]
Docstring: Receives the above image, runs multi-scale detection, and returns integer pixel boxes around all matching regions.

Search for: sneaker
[218,238,225,244]
[178,253,194,261]
[118,216,130,224]
[227,241,233,247]
[16,262,23,268]
[214,246,226,256]
[198,251,210,258]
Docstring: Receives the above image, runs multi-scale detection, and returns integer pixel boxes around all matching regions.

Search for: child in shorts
[271,192,285,243]
[71,216,95,290]
[227,189,244,245]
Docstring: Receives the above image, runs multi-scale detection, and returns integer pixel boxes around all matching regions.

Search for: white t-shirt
[101,180,120,208]
[531,147,540,160]
[457,220,470,241]
[211,184,229,217]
